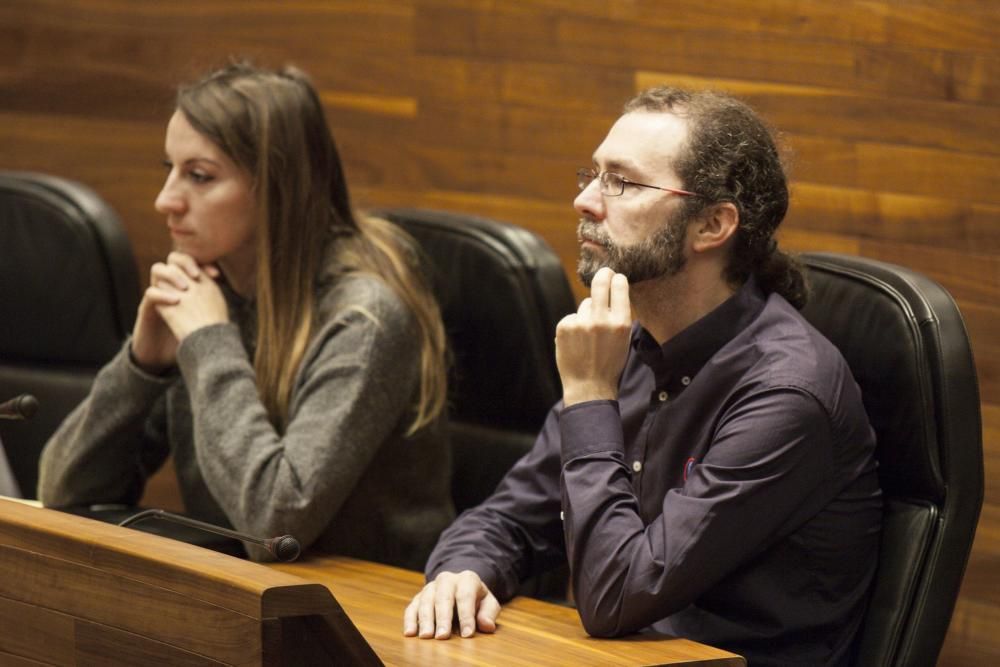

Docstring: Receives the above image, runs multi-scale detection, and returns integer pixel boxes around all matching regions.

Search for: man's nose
[574,178,605,221]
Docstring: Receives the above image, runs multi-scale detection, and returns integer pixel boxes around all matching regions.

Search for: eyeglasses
[576,168,699,198]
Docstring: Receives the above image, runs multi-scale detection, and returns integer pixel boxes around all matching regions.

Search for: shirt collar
[633,277,767,391]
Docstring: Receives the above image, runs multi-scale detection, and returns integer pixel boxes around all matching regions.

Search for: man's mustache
[577,220,611,247]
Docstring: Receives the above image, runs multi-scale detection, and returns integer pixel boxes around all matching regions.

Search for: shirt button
[658,390,669,402]
[681,376,691,386]
[560,511,565,521]
[632,460,642,472]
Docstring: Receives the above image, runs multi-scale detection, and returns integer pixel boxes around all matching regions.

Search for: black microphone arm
[118,509,301,562]
[0,394,39,420]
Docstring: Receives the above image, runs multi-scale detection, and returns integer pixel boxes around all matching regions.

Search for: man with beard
[403,87,882,666]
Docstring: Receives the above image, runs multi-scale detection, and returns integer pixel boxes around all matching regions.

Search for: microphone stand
[119,509,301,562]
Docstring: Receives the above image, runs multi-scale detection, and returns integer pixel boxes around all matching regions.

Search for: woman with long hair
[39,62,453,568]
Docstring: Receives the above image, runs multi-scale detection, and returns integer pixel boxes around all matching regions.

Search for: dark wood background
[1,1,996,662]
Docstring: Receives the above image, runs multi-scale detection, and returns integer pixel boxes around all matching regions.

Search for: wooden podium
[0,498,379,665]
[0,498,745,665]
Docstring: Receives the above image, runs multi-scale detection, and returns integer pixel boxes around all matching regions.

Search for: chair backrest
[373,208,577,512]
[0,171,139,498]
[800,252,983,667]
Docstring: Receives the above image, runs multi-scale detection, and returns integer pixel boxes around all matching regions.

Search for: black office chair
[800,253,983,667]
[375,209,577,598]
[375,208,577,513]
[0,171,140,499]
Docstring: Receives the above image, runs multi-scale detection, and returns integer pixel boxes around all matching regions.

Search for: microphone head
[17,394,39,420]
[270,535,302,562]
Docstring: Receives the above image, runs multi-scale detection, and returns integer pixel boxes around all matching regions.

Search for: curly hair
[624,87,808,308]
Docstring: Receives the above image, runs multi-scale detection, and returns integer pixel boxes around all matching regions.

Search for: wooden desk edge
[272,554,747,666]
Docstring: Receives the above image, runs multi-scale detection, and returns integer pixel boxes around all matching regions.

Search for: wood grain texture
[1,1,996,663]
[74,620,225,667]
[272,555,745,666]
[0,596,74,665]
[0,547,263,663]
[0,499,374,665]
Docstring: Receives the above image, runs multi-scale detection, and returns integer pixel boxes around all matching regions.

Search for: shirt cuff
[125,342,179,382]
[118,339,177,388]
[558,399,625,465]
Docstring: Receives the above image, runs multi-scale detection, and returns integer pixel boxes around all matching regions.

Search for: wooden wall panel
[1,1,997,663]
[788,183,1000,253]
[636,73,1000,155]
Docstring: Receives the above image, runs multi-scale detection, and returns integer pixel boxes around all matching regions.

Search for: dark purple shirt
[427,279,882,666]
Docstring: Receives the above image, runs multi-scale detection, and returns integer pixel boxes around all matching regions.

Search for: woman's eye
[189,171,214,184]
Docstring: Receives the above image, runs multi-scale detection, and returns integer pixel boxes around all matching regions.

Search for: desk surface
[272,555,745,666]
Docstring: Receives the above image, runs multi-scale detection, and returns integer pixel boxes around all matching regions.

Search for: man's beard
[576,213,689,287]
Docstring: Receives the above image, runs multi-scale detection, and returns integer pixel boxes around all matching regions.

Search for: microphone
[0,394,39,420]
[118,509,301,562]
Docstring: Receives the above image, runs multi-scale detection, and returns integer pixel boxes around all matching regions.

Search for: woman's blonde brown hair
[176,61,446,434]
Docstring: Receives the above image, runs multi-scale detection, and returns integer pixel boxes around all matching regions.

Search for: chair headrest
[801,253,980,503]
[0,172,139,366]
[374,208,577,432]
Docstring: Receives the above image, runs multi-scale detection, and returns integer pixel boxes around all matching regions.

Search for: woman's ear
[691,202,739,253]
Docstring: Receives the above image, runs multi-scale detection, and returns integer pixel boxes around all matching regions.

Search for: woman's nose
[154,176,184,216]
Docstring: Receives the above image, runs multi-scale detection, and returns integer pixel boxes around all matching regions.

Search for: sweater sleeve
[176,280,423,559]
[37,343,173,506]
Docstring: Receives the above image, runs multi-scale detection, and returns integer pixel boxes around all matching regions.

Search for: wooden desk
[0,499,742,665]
[272,555,745,666]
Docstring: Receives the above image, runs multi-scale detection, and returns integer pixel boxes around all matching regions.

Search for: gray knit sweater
[38,265,454,570]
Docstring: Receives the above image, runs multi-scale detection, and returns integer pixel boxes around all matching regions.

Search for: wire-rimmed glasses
[576,168,699,198]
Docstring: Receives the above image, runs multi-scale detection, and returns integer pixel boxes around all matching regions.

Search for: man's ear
[690,202,739,253]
